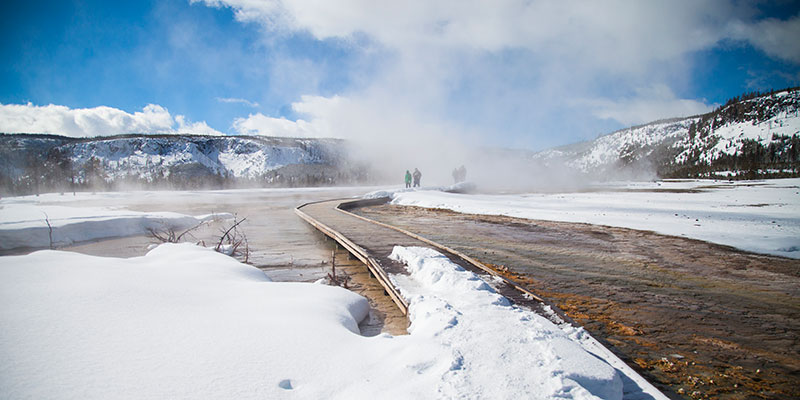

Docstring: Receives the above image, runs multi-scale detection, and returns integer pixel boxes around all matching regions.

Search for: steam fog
[347,139,549,192]
[345,130,656,193]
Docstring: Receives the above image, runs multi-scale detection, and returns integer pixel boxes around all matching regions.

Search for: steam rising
[198,0,797,190]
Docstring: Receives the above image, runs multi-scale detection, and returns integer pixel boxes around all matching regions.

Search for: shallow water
[50,187,377,271]
[27,186,408,336]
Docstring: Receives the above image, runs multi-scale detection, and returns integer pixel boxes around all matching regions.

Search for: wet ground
[43,187,408,336]
[53,187,372,269]
[354,204,800,400]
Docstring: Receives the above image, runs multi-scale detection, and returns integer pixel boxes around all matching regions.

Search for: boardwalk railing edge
[295,199,410,315]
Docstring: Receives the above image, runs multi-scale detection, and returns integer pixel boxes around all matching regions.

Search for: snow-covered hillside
[676,89,800,168]
[0,134,364,193]
[69,135,342,179]
[535,118,696,174]
[533,88,800,179]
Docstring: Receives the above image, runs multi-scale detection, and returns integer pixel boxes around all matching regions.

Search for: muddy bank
[354,204,800,400]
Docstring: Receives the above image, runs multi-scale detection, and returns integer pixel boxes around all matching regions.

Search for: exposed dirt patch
[354,204,800,400]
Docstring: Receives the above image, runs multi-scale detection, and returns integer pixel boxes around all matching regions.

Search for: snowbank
[389,246,625,399]
[389,179,800,259]
[0,242,646,399]
[0,202,231,250]
[362,182,475,199]
[0,244,372,399]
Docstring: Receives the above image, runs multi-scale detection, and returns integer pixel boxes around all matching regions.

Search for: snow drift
[0,242,642,399]
[389,246,624,399]
[0,201,229,251]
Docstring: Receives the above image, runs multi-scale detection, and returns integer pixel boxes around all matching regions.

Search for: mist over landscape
[3,86,798,196]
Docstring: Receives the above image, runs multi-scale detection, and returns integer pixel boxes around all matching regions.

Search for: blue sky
[1,0,799,151]
[1,0,362,128]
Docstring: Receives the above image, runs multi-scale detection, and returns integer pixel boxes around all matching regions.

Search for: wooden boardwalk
[297,197,666,399]
[296,197,547,317]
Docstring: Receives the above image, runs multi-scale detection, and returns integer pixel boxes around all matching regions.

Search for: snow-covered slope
[0,134,360,192]
[533,88,800,179]
[676,89,800,166]
[72,135,343,179]
[542,118,694,173]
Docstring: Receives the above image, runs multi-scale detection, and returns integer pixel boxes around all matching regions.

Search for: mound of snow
[389,246,624,399]
[0,241,649,398]
[0,201,232,251]
[362,182,476,200]
[0,244,372,399]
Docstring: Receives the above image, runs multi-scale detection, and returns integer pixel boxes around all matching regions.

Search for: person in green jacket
[404,170,412,188]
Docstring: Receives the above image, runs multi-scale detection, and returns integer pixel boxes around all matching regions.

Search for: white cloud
[0,103,223,137]
[730,14,800,64]
[215,97,260,107]
[197,0,737,74]
[582,85,715,126]
[232,114,316,137]
[231,95,339,137]
[174,115,226,135]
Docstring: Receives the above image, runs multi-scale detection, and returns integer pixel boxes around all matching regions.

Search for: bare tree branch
[42,212,54,249]
[215,217,247,252]
[147,222,203,244]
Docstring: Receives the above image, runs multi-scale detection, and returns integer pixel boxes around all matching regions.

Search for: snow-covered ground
[12,180,792,398]
[0,242,661,399]
[387,178,800,259]
[0,199,229,251]
[388,246,663,399]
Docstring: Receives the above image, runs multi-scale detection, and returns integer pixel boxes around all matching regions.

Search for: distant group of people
[403,165,467,188]
[404,168,421,188]
[452,165,467,183]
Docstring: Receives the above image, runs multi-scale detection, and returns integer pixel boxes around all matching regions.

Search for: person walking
[412,168,422,187]
[405,170,412,188]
